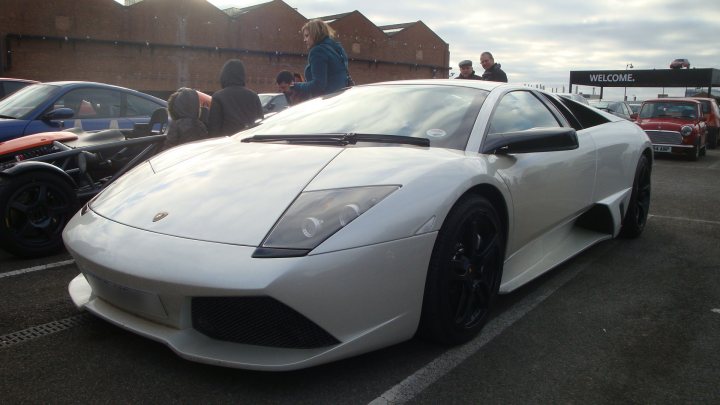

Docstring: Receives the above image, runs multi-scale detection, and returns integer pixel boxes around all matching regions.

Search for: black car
[589,100,634,120]
[0,109,169,257]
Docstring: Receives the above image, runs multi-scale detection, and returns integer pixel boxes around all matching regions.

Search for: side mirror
[42,108,75,121]
[482,127,579,154]
[630,113,638,121]
[699,115,707,122]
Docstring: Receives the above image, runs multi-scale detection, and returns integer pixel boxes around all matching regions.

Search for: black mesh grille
[191,297,340,349]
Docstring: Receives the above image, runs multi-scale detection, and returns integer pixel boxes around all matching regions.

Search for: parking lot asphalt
[1,149,719,404]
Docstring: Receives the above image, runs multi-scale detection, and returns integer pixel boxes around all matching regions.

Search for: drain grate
[0,314,91,349]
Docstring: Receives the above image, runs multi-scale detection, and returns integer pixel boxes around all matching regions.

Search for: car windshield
[241,84,488,151]
[628,103,641,114]
[639,102,698,119]
[590,101,611,110]
[0,83,61,119]
[259,94,276,106]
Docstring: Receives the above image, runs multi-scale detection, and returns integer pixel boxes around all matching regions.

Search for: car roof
[38,81,165,102]
[370,79,505,91]
[0,77,39,83]
[643,98,700,104]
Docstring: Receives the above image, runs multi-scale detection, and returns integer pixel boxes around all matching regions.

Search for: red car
[636,98,707,160]
[0,77,38,99]
[669,58,690,69]
[689,97,720,149]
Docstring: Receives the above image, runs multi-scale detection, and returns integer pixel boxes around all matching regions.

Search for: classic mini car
[589,100,634,120]
[0,77,39,99]
[670,58,690,69]
[0,108,169,257]
[0,81,166,142]
[689,97,720,149]
[64,80,653,371]
[637,98,708,160]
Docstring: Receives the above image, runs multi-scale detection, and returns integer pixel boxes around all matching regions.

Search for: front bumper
[64,209,436,370]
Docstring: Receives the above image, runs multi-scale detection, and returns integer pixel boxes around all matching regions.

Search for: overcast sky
[208,0,718,100]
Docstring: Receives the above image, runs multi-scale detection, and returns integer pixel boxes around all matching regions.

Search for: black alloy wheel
[418,195,504,344]
[0,172,78,257]
[619,154,651,238]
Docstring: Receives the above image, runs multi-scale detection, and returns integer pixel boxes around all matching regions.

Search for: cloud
[205,0,717,99]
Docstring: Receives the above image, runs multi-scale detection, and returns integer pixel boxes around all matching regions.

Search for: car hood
[637,118,696,131]
[90,136,346,246]
[90,136,464,247]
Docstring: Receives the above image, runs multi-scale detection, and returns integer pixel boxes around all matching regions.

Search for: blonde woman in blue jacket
[291,19,350,99]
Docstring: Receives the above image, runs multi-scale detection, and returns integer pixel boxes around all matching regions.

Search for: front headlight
[680,125,693,137]
[255,185,399,257]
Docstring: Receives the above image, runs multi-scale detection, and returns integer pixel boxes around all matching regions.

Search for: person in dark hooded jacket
[207,59,263,136]
[164,88,208,150]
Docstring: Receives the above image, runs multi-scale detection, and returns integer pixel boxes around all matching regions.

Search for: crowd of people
[163,18,508,149]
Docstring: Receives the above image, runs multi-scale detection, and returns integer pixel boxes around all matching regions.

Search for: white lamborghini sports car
[64,80,652,371]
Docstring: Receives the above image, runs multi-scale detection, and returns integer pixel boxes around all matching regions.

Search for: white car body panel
[93,139,343,246]
[64,80,652,370]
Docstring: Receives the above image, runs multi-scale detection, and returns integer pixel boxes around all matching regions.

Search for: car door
[124,92,165,128]
[482,90,597,253]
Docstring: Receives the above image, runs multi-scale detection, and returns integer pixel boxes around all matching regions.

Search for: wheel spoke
[8,200,31,214]
[14,220,35,238]
[453,283,471,322]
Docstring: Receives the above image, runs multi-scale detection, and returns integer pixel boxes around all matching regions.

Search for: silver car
[65,80,652,370]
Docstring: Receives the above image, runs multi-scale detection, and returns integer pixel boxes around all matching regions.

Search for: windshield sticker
[426,129,447,138]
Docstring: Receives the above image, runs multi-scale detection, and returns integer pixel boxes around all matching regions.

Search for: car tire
[619,154,651,238]
[0,172,78,257]
[417,195,505,344]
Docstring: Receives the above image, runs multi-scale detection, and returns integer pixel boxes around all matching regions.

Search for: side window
[488,91,561,134]
[126,94,162,117]
[59,88,122,118]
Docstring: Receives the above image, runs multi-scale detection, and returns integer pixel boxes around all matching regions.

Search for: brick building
[0,0,450,97]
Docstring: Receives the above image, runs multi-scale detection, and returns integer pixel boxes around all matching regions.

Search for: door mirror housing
[482,127,579,154]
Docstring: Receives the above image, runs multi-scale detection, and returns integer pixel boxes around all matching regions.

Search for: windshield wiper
[242,133,429,147]
[0,114,16,119]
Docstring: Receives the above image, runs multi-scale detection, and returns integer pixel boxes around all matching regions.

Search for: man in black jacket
[480,52,508,83]
[208,59,264,136]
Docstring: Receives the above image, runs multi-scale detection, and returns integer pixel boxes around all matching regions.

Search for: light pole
[624,63,633,101]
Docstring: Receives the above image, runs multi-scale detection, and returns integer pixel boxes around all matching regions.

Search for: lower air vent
[191,296,340,349]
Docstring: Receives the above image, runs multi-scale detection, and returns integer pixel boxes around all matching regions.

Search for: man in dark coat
[455,60,482,80]
[164,88,208,150]
[207,59,264,136]
[480,52,508,83]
